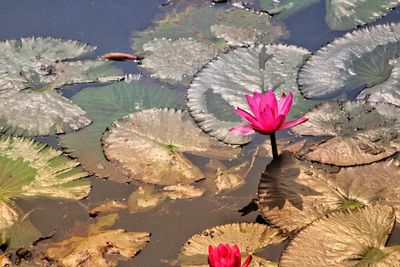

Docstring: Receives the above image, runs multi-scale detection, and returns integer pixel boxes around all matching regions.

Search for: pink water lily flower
[208,244,252,267]
[230,90,308,159]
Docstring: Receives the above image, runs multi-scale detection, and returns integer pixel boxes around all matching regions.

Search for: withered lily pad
[258,0,320,18]
[280,205,400,266]
[326,0,400,30]
[0,136,90,247]
[258,152,400,233]
[178,223,285,266]
[89,200,128,217]
[102,109,240,185]
[44,214,150,267]
[141,38,216,83]
[128,185,167,214]
[163,184,205,200]
[298,23,400,100]
[0,37,122,136]
[204,160,250,193]
[59,81,185,183]
[188,44,315,145]
[292,101,400,166]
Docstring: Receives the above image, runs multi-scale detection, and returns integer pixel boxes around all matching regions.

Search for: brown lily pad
[102,109,240,185]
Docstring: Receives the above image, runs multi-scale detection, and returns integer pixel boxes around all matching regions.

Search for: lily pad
[89,200,128,217]
[326,0,400,30]
[45,214,150,267]
[127,185,167,214]
[0,37,123,136]
[292,101,400,166]
[0,136,90,247]
[132,3,286,52]
[163,184,205,200]
[280,205,400,266]
[141,38,217,83]
[298,23,400,100]
[132,3,286,83]
[188,44,316,145]
[258,0,320,18]
[204,160,250,193]
[177,223,286,266]
[258,152,400,233]
[102,109,240,185]
[59,81,186,183]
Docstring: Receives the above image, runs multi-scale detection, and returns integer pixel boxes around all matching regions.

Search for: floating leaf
[59,81,185,182]
[258,152,400,233]
[280,205,400,266]
[127,185,167,214]
[163,184,205,200]
[45,214,150,267]
[102,109,240,185]
[141,38,216,83]
[132,3,286,53]
[326,0,400,30]
[89,200,128,217]
[188,44,315,145]
[0,37,122,136]
[298,23,400,100]
[178,223,285,267]
[292,101,400,166]
[204,160,250,193]
[258,0,320,18]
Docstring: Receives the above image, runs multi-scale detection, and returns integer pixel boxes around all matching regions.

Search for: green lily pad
[0,136,90,248]
[59,81,186,183]
[132,2,286,83]
[178,223,286,267]
[280,205,400,266]
[258,152,400,233]
[101,109,240,185]
[298,23,400,100]
[188,44,316,145]
[0,37,123,136]
[258,0,320,18]
[326,0,400,30]
[292,101,400,166]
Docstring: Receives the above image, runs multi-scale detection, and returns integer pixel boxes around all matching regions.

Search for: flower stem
[269,132,279,160]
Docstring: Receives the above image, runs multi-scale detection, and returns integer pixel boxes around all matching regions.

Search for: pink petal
[258,105,282,134]
[278,117,308,131]
[229,125,256,135]
[263,90,278,118]
[278,92,293,116]
[234,108,263,129]
[246,94,260,118]
[241,255,253,267]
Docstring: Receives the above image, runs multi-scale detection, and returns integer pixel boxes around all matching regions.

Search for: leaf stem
[269,132,279,159]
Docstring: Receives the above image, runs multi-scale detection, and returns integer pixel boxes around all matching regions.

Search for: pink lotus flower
[208,244,252,267]
[230,90,307,136]
[230,90,308,159]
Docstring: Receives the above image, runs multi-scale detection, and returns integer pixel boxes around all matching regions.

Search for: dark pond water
[1,0,400,266]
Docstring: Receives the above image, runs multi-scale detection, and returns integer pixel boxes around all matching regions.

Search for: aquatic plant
[230,91,308,159]
[208,244,252,267]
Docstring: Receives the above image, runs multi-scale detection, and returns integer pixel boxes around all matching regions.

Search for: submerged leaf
[326,0,400,30]
[299,23,400,100]
[258,0,319,18]
[127,185,167,214]
[178,223,285,267]
[258,152,400,232]
[102,109,240,185]
[0,37,122,136]
[188,44,315,145]
[280,205,400,266]
[163,184,205,200]
[292,101,400,166]
[45,214,150,267]
[89,200,128,217]
[59,81,185,183]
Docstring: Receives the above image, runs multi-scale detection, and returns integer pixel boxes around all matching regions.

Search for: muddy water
[1,0,400,266]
